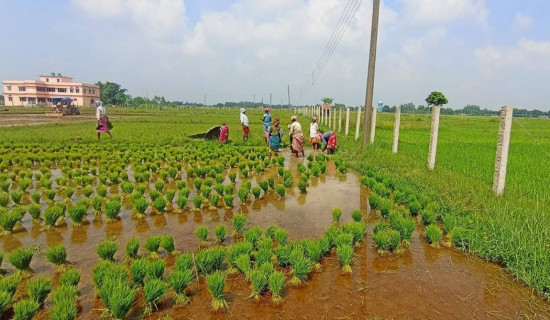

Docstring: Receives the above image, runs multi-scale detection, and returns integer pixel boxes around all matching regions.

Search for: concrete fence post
[338,107,342,132]
[369,106,377,143]
[345,108,350,136]
[392,107,401,153]
[427,106,441,170]
[355,107,361,141]
[328,108,332,128]
[319,107,323,125]
[334,107,337,130]
[493,106,514,195]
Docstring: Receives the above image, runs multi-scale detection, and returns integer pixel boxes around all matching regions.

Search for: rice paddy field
[0,106,548,319]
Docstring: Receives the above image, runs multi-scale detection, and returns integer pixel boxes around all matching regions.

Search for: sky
[1,0,549,110]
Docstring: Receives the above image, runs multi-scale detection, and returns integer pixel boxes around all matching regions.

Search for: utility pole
[253,94,256,104]
[204,94,206,106]
[361,0,381,147]
[269,93,272,106]
[287,84,291,108]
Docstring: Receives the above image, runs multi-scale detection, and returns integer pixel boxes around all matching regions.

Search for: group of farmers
[219,107,337,157]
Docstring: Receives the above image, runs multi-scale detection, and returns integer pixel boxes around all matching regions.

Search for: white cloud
[514,13,533,31]
[400,0,488,25]
[474,39,550,71]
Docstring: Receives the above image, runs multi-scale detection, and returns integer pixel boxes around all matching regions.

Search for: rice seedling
[96,185,107,197]
[170,269,193,305]
[201,185,212,199]
[9,247,36,275]
[223,194,234,208]
[13,298,39,320]
[193,178,203,190]
[258,237,273,251]
[274,228,288,246]
[149,190,161,202]
[256,248,272,266]
[252,187,262,200]
[317,236,331,256]
[0,273,22,298]
[195,226,209,246]
[97,240,118,261]
[104,198,122,222]
[30,192,41,204]
[146,259,165,280]
[227,241,253,273]
[132,196,148,218]
[425,224,443,247]
[249,268,268,300]
[368,194,381,210]
[258,179,269,195]
[0,193,9,207]
[421,208,438,226]
[126,237,140,260]
[175,253,193,271]
[0,291,12,315]
[373,229,401,253]
[214,224,226,243]
[210,193,220,208]
[45,244,68,270]
[10,190,23,205]
[60,268,81,288]
[160,234,178,254]
[288,249,312,286]
[0,209,22,234]
[92,196,103,215]
[390,215,415,244]
[196,247,225,275]
[336,245,354,274]
[131,258,147,286]
[298,179,307,193]
[332,207,343,224]
[177,193,189,210]
[343,222,367,245]
[244,226,262,248]
[205,271,228,311]
[27,277,53,305]
[145,235,162,259]
[450,226,470,249]
[82,185,94,198]
[304,239,322,271]
[193,194,203,211]
[49,296,78,320]
[373,182,390,198]
[98,274,136,319]
[275,185,285,198]
[152,197,167,213]
[0,181,9,194]
[380,198,392,218]
[352,210,362,222]
[232,213,247,236]
[268,271,285,303]
[335,232,354,247]
[238,186,249,204]
[68,205,87,226]
[64,187,75,199]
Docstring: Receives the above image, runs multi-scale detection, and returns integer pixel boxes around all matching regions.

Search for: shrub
[104,198,122,222]
[289,249,311,286]
[175,253,193,271]
[131,259,147,286]
[269,271,285,303]
[205,271,228,311]
[27,277,53,305]
[146,259,165,280]
[13,298,39,320]
[170,269,193,305]
[425,224,443,246]
[68,205,87,226]
[8,247,35,274]
[160,235,177,254]
[126,237,140,260]
[145,235,162,259]
[214,224,226,243]
[97,240,118,261]
[60,268,81,288]
[45,244,68,269]
[232,213,247,236]
[332,207,342,224]
[336,245,354,274]
[275,185,285,198]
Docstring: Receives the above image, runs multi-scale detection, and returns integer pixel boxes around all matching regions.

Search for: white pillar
[492,106,514,195]
[355,107,361,141]
[338,107,342,132]
[427,106,441,170]
[345,108,350,136]
[369,106,377,143]
[392,107,401,153]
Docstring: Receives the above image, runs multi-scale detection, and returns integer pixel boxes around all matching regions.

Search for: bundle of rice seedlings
[196,247,225,275]
[288,249,312,286]
[256,248,272,266]
[0,273,21,299]
[258,180,269,195]
[206,271,228,311]
[224,185,234,195]
[170,269,193,305]
[226,241,253,273]
[201,185,212,199]
[146,259,165,280]
[0,209,22,234]
[193,178,203,190]
[175,253,193,271]
[195,226,209,246]
[232,213,247,236]
[145,235,162,259]
[177,193,188,210]
[13,298,39,320]
[214,224,226,243]
[131,259,147,286]
[193,195,203,211]
[120,182,134,195]
[336,245,354,274]
[235,254,251,279]
[98,274,136,319]
[82,185,94,198]
[143,279,167,314]
[9,247,36,275]
[304,239,322,271]
[391,216,415,244]
[425,224,443,247]
[244,227,262,248]
[92,196,103,215]
[343,222,367,245]
[351,210,362,222]
[421,208,438,226]
[251,187,262,200]
[158,235,176,255]
[450,226,470,248]
[0,291,12,314]
[334,232,354,247]
[210,193,220,208]
[0,193,8,208]
[258,237,273,251]
[49,294,78,320]
[97,240,118,261]
[131,197,148,219]
[96,185,108,197]
[223,194,233,209]
[249,269,268,300]
[126,237,140,260]
[10,191,23,205]
[268,271,285,303]
[214,183,224,196]
[373,229,401,253]
[297,179,307,194]
[275,185,285,198]
[179,187,191,201]
[45,244,68,270]
[380,199,392,218]
[274,228,288,246]
[60,268,81,288]
[317,236,331,257]
[67,205,87,226]
[27,277,53,305]
[104,198,122,222]
[152,197,167,214]
[332,207,343,224]
[368,194,381,210]
[30,193,41,204]
[238,187,249,204]
[149,190,161,202]
[64,187,75,200]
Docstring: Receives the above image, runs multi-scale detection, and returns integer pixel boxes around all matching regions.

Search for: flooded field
[1,150,548,319]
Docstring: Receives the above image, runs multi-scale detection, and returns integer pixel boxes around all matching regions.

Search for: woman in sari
[267,118,282,158]
[308,116,320,151]
[326,132,337,154]
[95,100,113,139]
[219,123,229,143]
[289,116,305,157]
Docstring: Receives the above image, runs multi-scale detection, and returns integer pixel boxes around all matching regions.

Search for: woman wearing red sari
[219,123,229,143]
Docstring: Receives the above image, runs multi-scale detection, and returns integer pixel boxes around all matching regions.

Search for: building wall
[2,75,100,107]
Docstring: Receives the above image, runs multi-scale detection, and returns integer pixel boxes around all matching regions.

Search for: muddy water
[1,151,549,319]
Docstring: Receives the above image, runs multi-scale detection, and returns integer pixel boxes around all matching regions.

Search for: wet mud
[1,151,549,319]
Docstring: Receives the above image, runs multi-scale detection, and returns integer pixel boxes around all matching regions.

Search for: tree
[425,91,448,107]
[0,95,4,106]
[96,81,127,105]
[321,97,334,105]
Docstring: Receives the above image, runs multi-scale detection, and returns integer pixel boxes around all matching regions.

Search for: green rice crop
[68,205,87,226]
[0,209,22,234]
[196,247,225,275]
[64,187,75,199]
[201,185,212,199]
[145,235,162,259]
[380,199,392,218]
[8,247,35,274]
[97,240,118,261]
[49,290,78,320]
[252,187,262,200]
[334,232,354,247]
[336,245,354,274]
[214,224,227,243]
[0,291,12,314]
[195,225,209,246]
[256,248,272,266]
[304,239,322,271]
[373,229,401,253]
[92,196,103,214]
[146,259,165,280]
[244,226,262,248]
[193,194,203,210]
[369,194,381,210]
[343,221,367,244]
[27,277,53,305]
[0,193,10,207]
[425,224,443,246]
[170,269,193,305]
[235,253,251,279]
[288,249,312,286]
[30,192,41,204]
[13,298,39,320]
[149,190,161,202]
[82,185,94,198]
[0,273,22,298]
[131,258,147,285]
[104,198,122,222]
[45,244,68,269]
[160,234,177,254]
[10,190,23,205]
[332,207,343,224]
[205,271,228,311]
[249,269,268,300]
[223,194,233,208]
[258,237,273,251]
[352,210,362,222]
[238,186,249,204]
[210,193,220,207]
[274,228,288,246]
[175,253,193,271]
[126,237,140,259]
[275,185,285,198]
[450,227,470,248]
[60,268,81,288]
[177,193,188,210]
[152,197,167,213]
[227,241,253,272]
[232,213,247,236]
[268,271,285,303]
[258,179,269,194]
[298,179,307,193]
[98,273,136,319]
[390,215,415,244]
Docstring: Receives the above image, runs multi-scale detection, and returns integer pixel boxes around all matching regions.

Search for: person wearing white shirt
[240,108,250,141]
[95,100,113,140]
[308,116,320,151]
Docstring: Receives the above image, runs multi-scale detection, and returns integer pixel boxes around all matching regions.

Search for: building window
[6,86,11,91]
[57,79,60,83]
[76,88,80,93]
[28,97,36,103]
[46,78,49,82]
[37,87,47,92]
[70,87,74,93]
[83,89,87,94]
[19,97,27,101]
[57,88,67,93]
[38,98,46,103]
[18,86,26,91]
[47,98,52,102]
[47,87,56,92]
[8,97,12,102]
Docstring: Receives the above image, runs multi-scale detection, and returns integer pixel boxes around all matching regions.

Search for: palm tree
[321,97,334,105]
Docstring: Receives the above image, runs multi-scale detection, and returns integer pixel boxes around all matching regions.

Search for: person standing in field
[240,108,249,141]
[289,116,305,157]
[95,100,113,140]
[308,116,320,151]
[267,118,282,158]
[219,123,229,143]
[261,107,271,143]
[321,131,337,154]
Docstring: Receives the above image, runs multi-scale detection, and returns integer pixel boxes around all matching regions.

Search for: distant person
[240,108,249,141]
[219,123,229,143]
[321,131,337,154]
[261,107,271,143]
[267,118,282,158]
[95,100,113,140]
[308,116,320,151]
[289,116,305,157]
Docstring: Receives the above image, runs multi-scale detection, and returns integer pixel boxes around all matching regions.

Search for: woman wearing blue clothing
[261,107,272,142]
